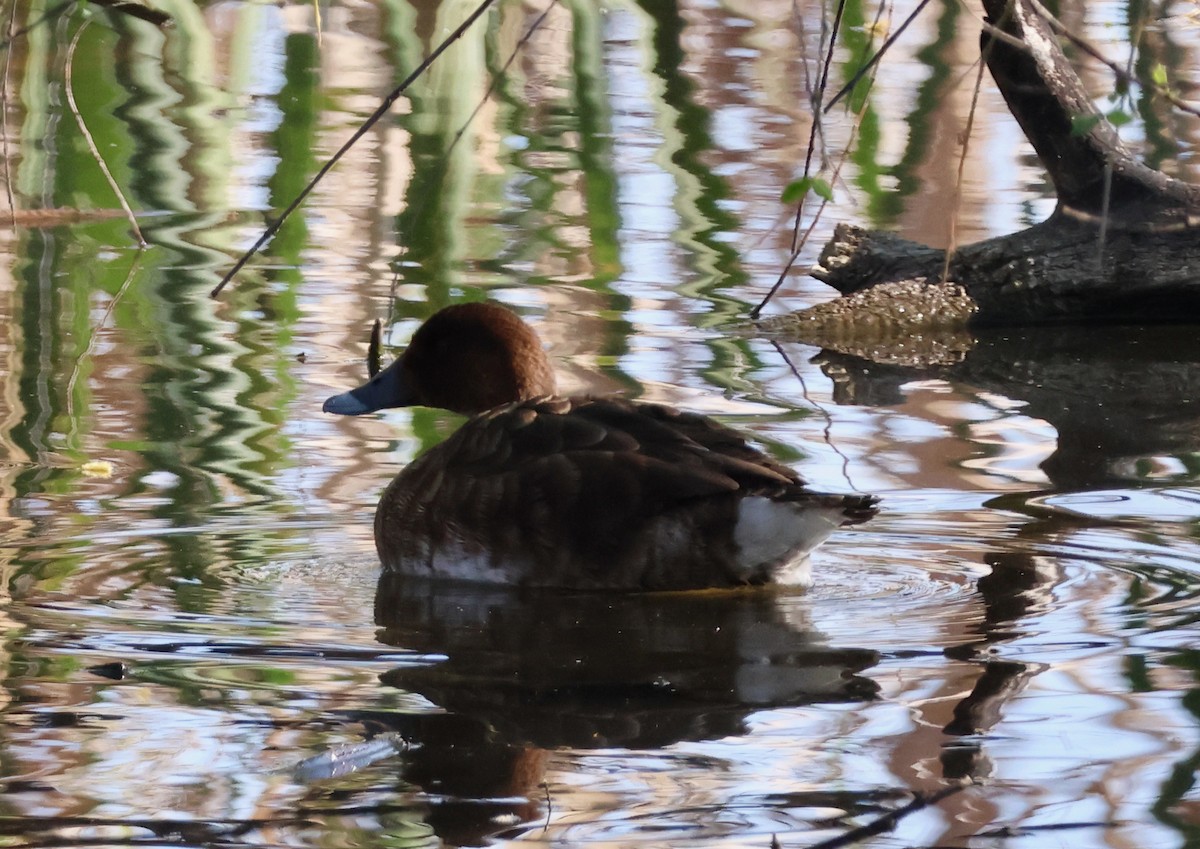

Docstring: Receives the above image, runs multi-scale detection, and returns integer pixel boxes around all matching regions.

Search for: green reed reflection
[0,2,313,590]
[636,0,746,319]
[847,0,962,227]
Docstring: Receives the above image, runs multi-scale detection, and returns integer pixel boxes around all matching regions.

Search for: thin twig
[770,340,856,492]
[1023,0,1200,120]
[749,198,829,319]
[973,17,1034,54]
[450,0,560,154]
[1,0,17,227]
[788,0,846,255]
[824,0,934,114]
[748,2,892,318]
[0,0,73,50]
[211,0,499,298]
[65,19,145,245]
[1097,157,1112,266]
[803,784,968,849]
[66,251,142,428]
[789,0,815,108]
[941,51,989,285]
[750,5,889,320]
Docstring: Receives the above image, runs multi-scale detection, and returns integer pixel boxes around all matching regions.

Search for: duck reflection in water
[323,302,879,590]
[357,577,880,845]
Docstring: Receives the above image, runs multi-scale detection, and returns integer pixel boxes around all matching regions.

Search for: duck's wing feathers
[441,396,803,510]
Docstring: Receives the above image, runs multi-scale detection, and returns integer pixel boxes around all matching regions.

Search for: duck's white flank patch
[387,540,529,586]
[733,497,845,585]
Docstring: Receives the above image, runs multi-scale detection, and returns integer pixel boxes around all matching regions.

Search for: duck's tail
[782,491,880,526]
[835,493,881,526]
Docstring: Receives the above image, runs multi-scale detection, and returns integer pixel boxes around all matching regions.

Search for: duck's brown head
[323,302,557,417]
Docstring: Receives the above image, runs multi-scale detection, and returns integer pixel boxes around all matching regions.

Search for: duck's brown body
[324,302,878,590]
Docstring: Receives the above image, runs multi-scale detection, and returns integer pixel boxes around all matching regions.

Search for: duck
[323,301,878,590]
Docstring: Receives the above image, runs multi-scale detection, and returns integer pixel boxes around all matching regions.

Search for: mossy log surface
[754,278,976,366]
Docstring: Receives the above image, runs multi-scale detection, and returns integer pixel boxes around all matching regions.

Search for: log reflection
[814,324,1200,490]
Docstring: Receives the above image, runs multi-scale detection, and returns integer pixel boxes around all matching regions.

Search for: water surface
[1,1,1199,847]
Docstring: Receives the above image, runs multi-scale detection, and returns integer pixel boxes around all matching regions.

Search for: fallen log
[771,0,1200,329]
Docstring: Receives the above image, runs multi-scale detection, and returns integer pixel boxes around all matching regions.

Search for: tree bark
[781,0,1200,328]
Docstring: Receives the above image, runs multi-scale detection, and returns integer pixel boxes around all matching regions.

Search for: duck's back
[374,397,876,590]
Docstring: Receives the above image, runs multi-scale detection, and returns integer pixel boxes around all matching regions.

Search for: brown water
[1,0,1200,847]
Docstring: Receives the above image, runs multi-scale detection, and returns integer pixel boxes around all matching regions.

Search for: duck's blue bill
[323,358,414,415]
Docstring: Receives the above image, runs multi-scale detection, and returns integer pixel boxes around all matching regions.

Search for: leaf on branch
[1107,108,1132,127]
[812,178,834,201]
[781,177,834,205]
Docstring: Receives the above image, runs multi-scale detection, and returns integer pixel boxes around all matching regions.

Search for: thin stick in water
[803,784,968,849]
[65,19,146,246]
